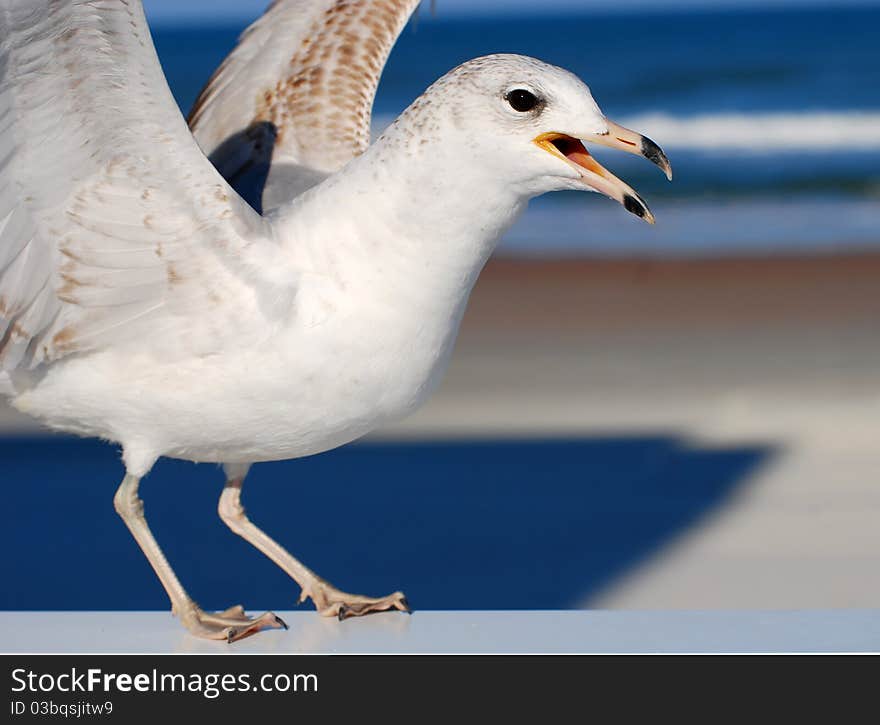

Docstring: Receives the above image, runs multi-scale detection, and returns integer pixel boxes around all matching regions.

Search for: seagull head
[398,54,672,224]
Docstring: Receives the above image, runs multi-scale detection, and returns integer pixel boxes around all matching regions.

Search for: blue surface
[2,436,772,612]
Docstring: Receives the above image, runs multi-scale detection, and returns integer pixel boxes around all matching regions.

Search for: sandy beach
[2,253,878,610]
[384,254,880,437]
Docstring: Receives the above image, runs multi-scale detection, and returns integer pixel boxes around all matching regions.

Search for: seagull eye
[506,89,540,113]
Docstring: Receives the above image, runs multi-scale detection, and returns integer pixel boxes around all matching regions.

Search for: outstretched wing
[0,0,294,371]
[188,0,422,213]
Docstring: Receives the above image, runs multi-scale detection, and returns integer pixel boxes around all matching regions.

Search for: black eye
[506,88,539,113]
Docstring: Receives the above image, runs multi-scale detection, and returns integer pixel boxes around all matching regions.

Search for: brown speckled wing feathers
[188,0,422,212]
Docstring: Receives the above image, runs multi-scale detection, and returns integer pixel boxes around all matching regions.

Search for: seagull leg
[219,467,410,620]
[113,473,288,642]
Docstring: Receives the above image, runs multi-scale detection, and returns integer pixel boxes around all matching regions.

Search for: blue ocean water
[152,5,880,255]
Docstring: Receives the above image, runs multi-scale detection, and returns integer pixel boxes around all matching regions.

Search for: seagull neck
[277,140,527,297]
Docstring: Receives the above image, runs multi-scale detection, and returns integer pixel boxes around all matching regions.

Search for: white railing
[3,610,878,654]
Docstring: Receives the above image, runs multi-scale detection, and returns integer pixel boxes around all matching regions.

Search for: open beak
[534,119,671,224]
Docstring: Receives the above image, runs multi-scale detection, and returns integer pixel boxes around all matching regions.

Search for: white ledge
[3,610,879,654]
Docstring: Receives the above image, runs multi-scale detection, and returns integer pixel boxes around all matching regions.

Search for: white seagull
[0,0,671,641]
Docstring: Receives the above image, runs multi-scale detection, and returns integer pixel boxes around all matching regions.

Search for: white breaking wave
[375,110,880,151]
[618,111,880,152]
[373,111,880,153]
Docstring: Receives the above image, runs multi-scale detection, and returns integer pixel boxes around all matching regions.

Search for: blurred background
[1,0,878,614]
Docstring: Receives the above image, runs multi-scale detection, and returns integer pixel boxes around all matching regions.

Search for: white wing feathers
[188,0,422,212]
[0,1,291,371]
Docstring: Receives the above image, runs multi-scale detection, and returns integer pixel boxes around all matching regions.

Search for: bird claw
[335,597,409,621]
[296,577,410,620]
[176,603,287,643]
[302,584,411,621]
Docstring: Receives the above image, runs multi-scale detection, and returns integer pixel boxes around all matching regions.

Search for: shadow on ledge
[1,435,774,611]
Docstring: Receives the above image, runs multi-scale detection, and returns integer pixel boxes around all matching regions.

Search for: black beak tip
[641,136,673,181]
[623,194,654,224]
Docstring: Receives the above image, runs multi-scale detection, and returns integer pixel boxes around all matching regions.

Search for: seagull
[0,0,671,641]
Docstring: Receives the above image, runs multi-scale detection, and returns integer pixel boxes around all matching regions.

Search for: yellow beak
[534,119,671,224]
